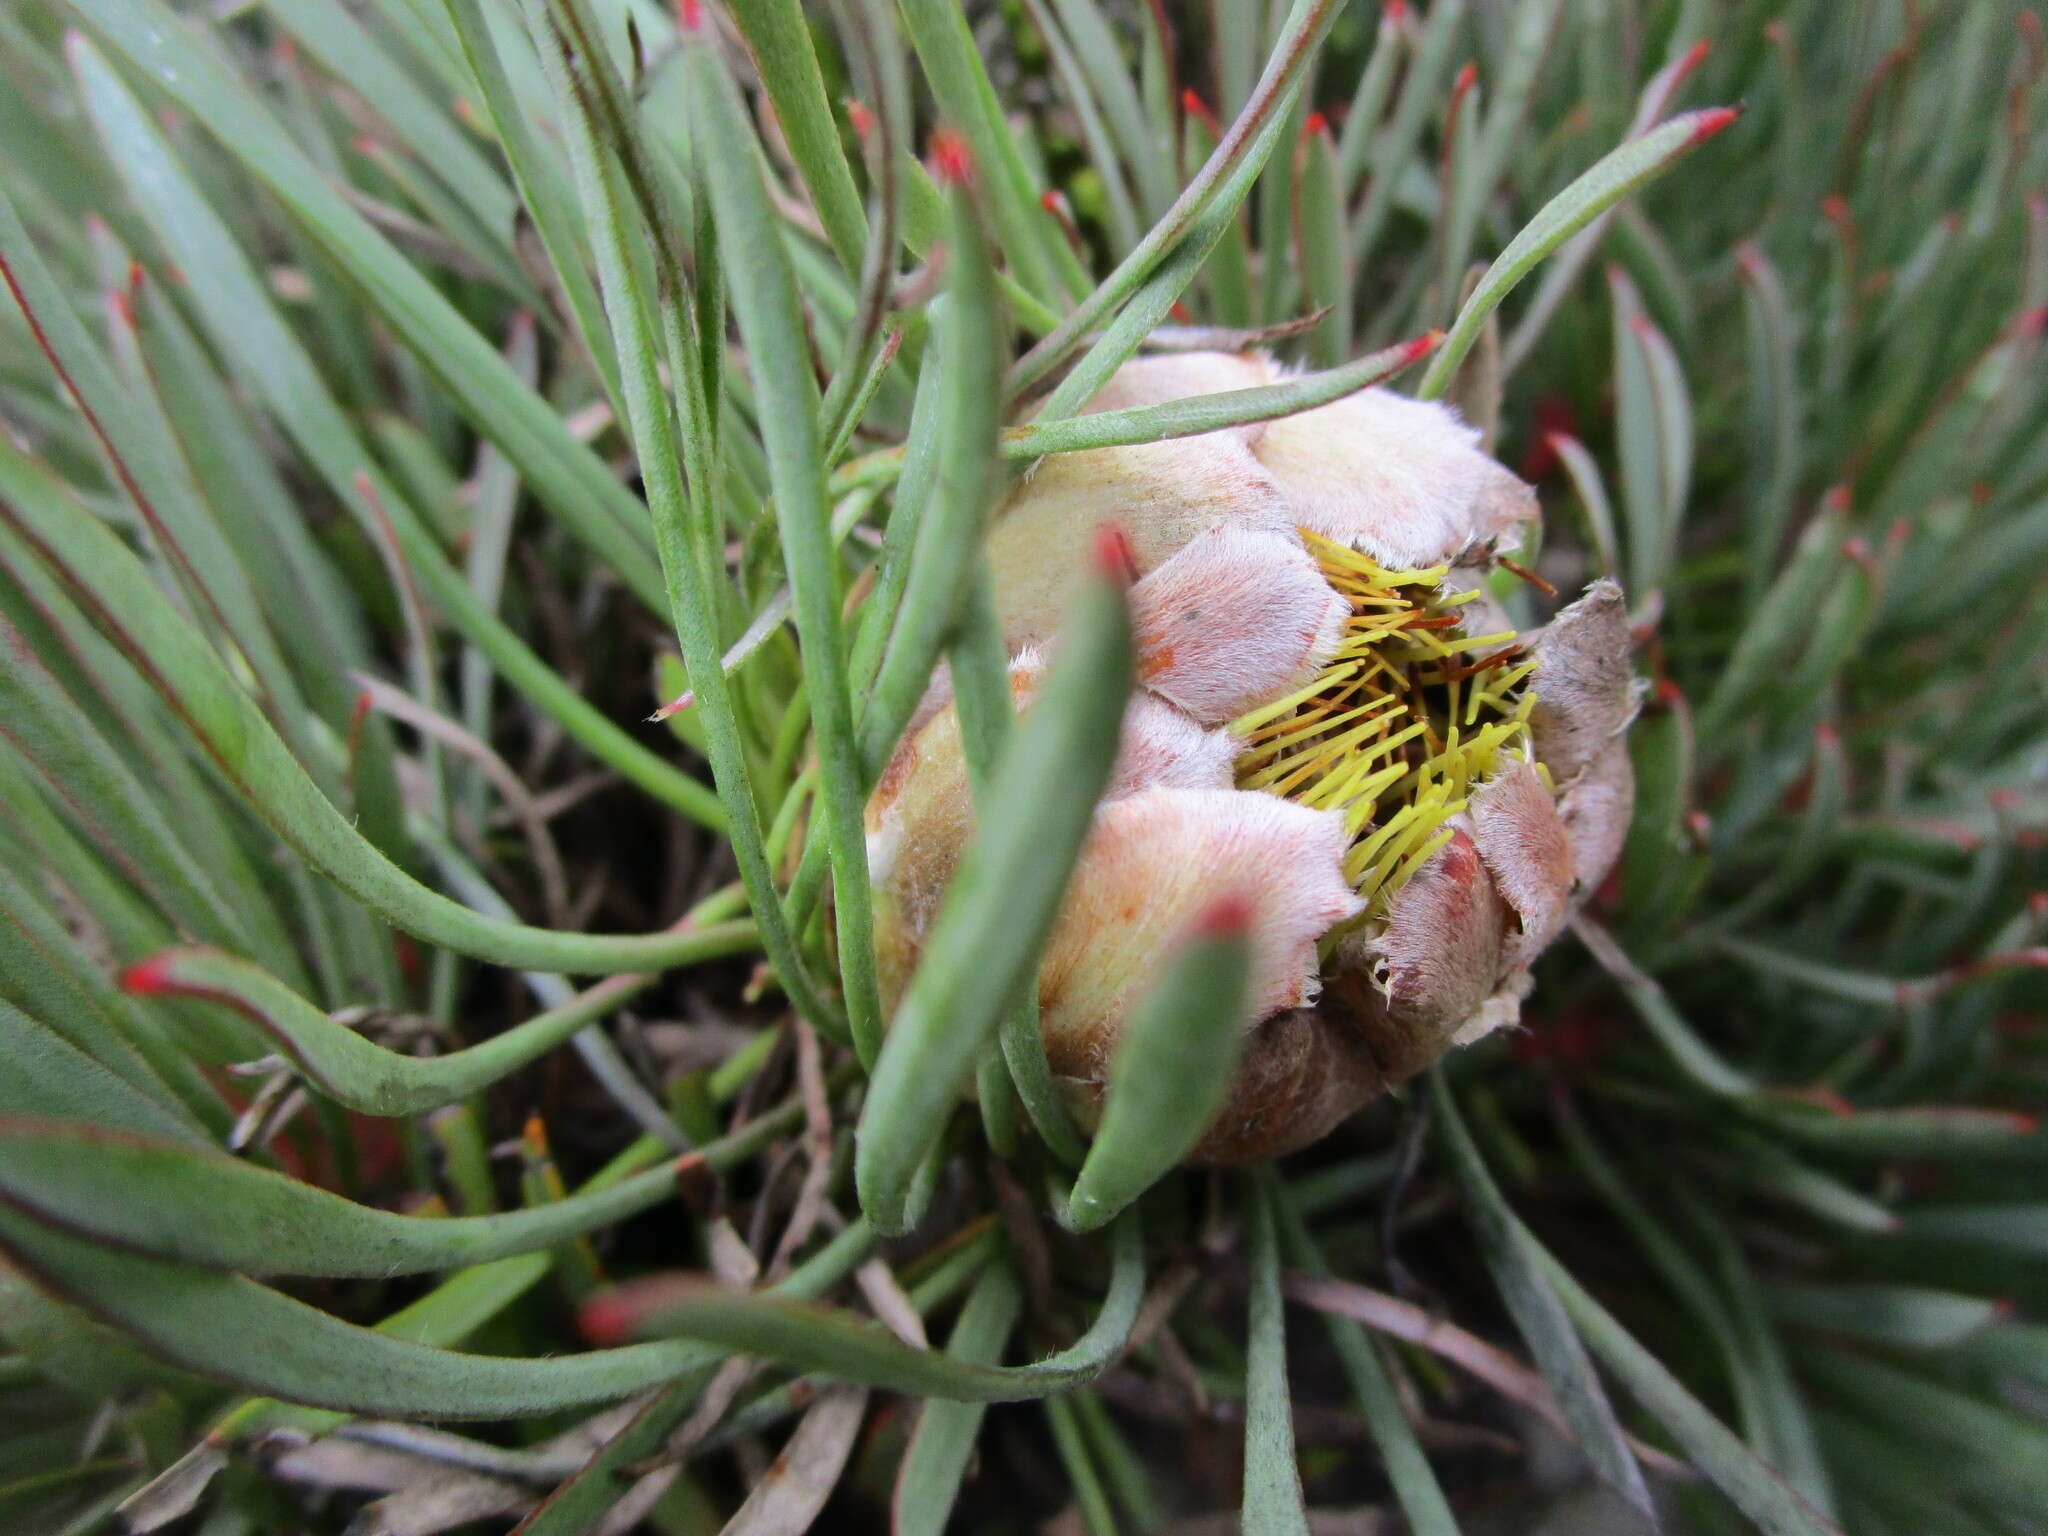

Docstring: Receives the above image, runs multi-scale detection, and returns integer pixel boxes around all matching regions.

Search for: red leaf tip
[1385,0,1407,19]
[649,688,695,722]
[577,1292,638,1348]
[930,130,973,187]
[1091,522,1139,587]
[1302,111,1330,140]
[846,99,874,140]
[1195,890,1254,937]
[1452,61,1478,92]
[1689,105,1741,143]
[1402,329,1444,364]
[120,953,181,997]
[675,0,704,33]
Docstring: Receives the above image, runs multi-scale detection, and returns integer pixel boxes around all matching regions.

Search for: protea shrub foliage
[0,1,2042,1532]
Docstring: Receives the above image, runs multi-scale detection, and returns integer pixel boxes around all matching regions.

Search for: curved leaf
[0,1205,743,1419]
[599,1213,1143,1402]
[114,945,751,1117]
[0,1102,802,1276]
[1419,107,1741,400]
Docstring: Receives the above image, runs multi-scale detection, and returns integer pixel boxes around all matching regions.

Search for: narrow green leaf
[1533,1241,1845,1536]
[1276,1180,1498,1536]
[1006,332,1437,460]
[1434,1073,1658,1525]
[604,1212,1142,1402]
[1612,272,1694,598]
[950,570,1088,1165]
[1572,918,1753,1095]
[1456,0,1565,278]
[860,168,1006,778]
[1046,0,1174,219]
[1419,106,1739,400]
[894,1264,1025,1536]
[0,1004,202,1143]
[1721,1128,1898,1236]
[1332,2,1404,199]
[1898,1203,2048,1252]
[1735,242,1803,604]
[728,0,867,277]
[540,8,836,1035]
[1019,0,1142,253]
[0,186,318,776]
[0,1205,758,1420]
[1298,117,1349,368]
[1067,910,1252,1232]
[1695,495,1847,748]
[1179,92,1254,325]
[1744,1100,2043,1163]
[0,1097,806,1276]
[1550,431,1622,578]
[684,14,883,1062]
[1768,1283,2006,1350]
[855,549,1132,1233]
[1242,1172,1310,1536]
[112,937,747,1117]
[1045,1391,1119,1536]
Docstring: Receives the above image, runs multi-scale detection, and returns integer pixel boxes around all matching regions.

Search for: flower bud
[870,354,1639,1161]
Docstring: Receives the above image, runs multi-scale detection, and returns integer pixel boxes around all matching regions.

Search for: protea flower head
[867,353,1640,1163]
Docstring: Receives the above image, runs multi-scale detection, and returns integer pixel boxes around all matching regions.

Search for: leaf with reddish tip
[1065,897,1253,1230]
[1421,105,1742,399]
